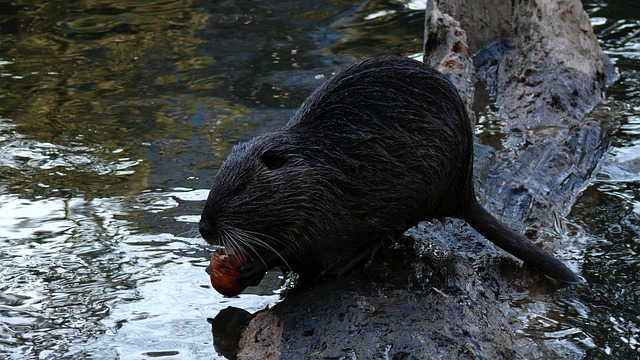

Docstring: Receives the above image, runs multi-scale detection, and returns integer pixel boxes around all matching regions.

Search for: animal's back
[285,56,476,220]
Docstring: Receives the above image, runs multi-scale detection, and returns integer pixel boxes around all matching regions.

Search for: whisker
[236,228,287,250]
[176,225,200,239]
[230,228,295,270]
[228,228,272,264]
[221,228,264,269]
[221,228,241,255]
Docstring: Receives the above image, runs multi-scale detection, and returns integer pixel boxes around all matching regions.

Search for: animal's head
[199,129,354,283]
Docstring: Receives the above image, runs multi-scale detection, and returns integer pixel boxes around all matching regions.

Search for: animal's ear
[261,149,286,170]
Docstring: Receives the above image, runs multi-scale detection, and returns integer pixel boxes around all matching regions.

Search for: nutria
[199,56,582,288]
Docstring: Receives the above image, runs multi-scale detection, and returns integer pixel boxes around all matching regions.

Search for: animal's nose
[199,220,216,244]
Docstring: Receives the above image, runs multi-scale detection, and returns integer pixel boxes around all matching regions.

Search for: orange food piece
[209,251,249,297]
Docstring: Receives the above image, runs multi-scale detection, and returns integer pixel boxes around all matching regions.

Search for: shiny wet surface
[0,0,637,359]
[542,2,640,358]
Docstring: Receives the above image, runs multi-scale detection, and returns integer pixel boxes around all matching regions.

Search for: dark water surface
[0,0,637,359]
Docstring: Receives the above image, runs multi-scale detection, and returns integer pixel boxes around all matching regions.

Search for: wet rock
[236,240,524,359]
[432,0,512,54]
[493,0,615,132]
[209,307,254,360]
[423,0,475,123]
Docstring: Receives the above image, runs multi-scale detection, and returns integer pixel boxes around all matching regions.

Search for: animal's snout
[199,220,216,244]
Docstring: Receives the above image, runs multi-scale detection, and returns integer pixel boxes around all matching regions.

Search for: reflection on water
[0,0,425,358]
[0,0,638,358]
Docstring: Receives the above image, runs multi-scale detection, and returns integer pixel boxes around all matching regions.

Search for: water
[547,2,640,358]
[0,0,637,359]
[508,2,640,357]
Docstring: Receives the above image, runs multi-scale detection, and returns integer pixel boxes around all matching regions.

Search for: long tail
[463,201,583,285]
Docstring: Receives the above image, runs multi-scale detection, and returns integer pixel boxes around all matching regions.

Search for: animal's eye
[232,182,247,195]
[261,150,286,170]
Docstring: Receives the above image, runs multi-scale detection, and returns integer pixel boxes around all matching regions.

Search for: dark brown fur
[199,56,582,286]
